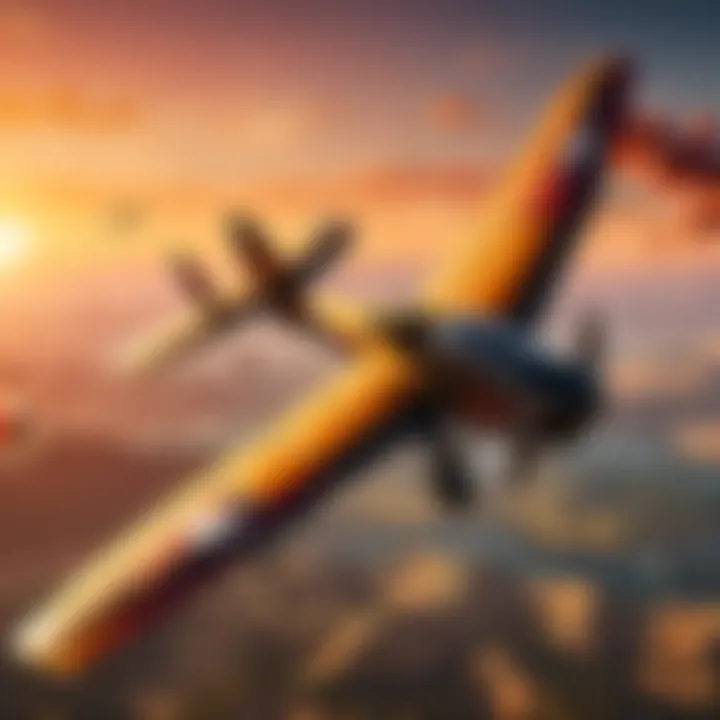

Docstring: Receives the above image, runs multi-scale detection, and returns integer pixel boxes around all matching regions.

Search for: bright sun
[0,219,32,269]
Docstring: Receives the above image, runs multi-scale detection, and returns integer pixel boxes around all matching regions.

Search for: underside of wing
[425,56,631,321]
[11,348,419,676]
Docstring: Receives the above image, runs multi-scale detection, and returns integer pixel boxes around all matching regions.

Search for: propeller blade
[507,431,541,485]
[506,398,545,485]
[577,309,605,369]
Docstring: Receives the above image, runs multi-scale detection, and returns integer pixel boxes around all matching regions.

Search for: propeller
[506,312,605,486]
[488,369,544,487]
[576,308,606,369]
[507,419,543,486]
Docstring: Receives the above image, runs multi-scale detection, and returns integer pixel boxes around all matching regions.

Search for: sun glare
[0,219,33,269]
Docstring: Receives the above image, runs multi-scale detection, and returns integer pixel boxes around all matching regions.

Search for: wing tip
[586,52,634,114]
[567,53,633,150]
[585,52,634,83]
[5,613,77,682]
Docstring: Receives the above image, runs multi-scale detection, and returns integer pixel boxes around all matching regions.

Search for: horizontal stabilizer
[228,217,283,289]
[119,216,358,375]
[293,220,353,286]
[169,252,222,311]
[116,300,252,376]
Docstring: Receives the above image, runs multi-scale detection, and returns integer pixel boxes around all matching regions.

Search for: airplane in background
[10,55,631,677]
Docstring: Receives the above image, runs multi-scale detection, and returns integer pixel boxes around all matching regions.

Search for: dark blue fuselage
[428,318,599,437]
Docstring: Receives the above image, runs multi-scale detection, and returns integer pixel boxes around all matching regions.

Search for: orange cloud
[425,94,487,134]
[0,90,139,132]
[0,158,491,272]
[0,5,49,46]
[459,42,518,72]
[343,163,491,206]
[229,105,341,152]
[242,162,492,214]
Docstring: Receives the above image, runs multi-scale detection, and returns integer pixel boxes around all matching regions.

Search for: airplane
[9,55,631,677]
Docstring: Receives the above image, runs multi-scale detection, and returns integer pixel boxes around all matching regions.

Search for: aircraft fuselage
[418,318,600,440]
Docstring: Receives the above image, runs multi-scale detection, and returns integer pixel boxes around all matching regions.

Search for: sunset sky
[0,0,719,274]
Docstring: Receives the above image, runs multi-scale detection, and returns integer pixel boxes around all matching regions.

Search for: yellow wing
[425,56,630,320]
[299,292,380,353]
[11,346,419,676]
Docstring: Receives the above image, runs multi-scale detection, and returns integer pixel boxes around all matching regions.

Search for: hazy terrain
[0,263,718,718]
